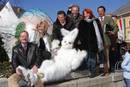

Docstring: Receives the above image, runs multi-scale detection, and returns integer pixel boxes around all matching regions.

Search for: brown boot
[8,73,22,87]
[34,80,44,87]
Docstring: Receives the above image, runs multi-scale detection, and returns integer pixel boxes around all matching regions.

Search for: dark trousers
[98,50,105,65]
[85,51,97,74]
[109,47,117,71]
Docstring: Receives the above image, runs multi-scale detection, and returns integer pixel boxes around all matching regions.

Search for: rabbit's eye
[64,41,66,43]
[69,42,71,44]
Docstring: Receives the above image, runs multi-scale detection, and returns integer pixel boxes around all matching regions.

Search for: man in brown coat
[97,6,118,76]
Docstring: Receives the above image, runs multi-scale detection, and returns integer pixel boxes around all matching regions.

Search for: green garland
[15,22,26,39]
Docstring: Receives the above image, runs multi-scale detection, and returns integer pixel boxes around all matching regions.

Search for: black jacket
[68,13,82,28]
[52,17,75,41]
[74,18,104,52]
[12,42,40,73]
[38,38,51,62]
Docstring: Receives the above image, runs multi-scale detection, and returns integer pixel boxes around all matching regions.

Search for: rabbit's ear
[69,28,78,38]
[61,28,70,37]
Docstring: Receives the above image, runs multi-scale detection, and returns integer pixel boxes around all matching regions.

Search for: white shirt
[42,34,51,52]
[121,52,130,79]
[99,16,105,22]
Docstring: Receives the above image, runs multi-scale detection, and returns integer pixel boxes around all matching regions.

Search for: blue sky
[9,0,129,21]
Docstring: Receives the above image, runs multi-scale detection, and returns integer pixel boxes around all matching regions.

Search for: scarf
[93,20,104,52]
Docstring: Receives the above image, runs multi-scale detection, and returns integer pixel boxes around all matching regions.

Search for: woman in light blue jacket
[121,50,130,87]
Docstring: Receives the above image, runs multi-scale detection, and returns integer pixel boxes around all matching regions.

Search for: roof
[113,1,130,16]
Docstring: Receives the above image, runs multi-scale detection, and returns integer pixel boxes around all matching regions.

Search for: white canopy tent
[0,2,19,60]
[0,2,53,61]
[0,1,19,34]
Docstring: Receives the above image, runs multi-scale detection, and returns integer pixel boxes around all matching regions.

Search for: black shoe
[110,68,115,73]
[89,73,97,78]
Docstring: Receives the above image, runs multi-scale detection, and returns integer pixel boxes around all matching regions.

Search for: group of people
[8,5,119,87]
[53,5,118,77]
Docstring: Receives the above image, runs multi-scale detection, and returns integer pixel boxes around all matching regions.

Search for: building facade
[113,1,130,42]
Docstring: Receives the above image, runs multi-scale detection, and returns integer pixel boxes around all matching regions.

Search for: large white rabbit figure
[18,28,87,86]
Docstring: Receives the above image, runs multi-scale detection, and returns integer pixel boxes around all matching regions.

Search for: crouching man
[8,31,43,87]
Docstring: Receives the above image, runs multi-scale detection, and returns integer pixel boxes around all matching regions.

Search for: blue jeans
[85,51,97,74]
[125,79,130,87]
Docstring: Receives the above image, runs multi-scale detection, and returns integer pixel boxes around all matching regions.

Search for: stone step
[0,72,126,87]
[0,78,8,87]
[45,72,126,87]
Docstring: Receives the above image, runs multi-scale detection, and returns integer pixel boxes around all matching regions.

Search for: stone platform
[0,71,126,87]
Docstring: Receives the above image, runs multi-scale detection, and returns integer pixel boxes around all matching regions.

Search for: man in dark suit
[8,31,43,87]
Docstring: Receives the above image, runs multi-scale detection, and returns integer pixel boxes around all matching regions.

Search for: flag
[117,17,126,41]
